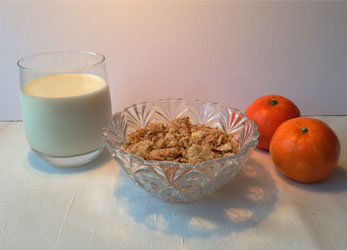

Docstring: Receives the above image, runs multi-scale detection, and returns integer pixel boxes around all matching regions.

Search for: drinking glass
[18,51,112,167]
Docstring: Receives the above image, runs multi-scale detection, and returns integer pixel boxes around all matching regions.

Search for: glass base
[32,147,104,167]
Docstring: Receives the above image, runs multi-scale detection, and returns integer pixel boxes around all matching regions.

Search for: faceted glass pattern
[104,99,259,203]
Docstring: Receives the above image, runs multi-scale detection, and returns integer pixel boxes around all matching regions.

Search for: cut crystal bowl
[104,98,258,203]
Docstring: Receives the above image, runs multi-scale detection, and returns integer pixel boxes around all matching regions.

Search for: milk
[20,74,112,157]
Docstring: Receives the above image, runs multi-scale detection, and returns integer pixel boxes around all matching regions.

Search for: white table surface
[0,116,346,250]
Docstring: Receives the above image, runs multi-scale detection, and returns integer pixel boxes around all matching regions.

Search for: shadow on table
[28,149,111,174]
[113,157,278,237]
[276,165,347,193]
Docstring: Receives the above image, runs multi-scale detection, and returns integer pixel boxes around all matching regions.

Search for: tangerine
[270,117,340,183]
[245,95,300,151]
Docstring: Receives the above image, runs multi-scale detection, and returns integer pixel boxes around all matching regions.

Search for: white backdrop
[1,1,347,121]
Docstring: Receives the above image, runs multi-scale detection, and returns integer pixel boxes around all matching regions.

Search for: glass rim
[17,50,105,73]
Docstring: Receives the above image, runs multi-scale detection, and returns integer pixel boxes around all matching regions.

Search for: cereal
[121,117,238,164]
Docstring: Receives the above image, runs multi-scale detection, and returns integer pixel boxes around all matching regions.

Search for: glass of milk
[18,51,112,167]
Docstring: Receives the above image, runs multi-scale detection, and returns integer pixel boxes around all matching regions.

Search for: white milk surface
[20,74,112,157]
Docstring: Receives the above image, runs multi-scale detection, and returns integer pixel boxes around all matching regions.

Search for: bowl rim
[104,98,259,168]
